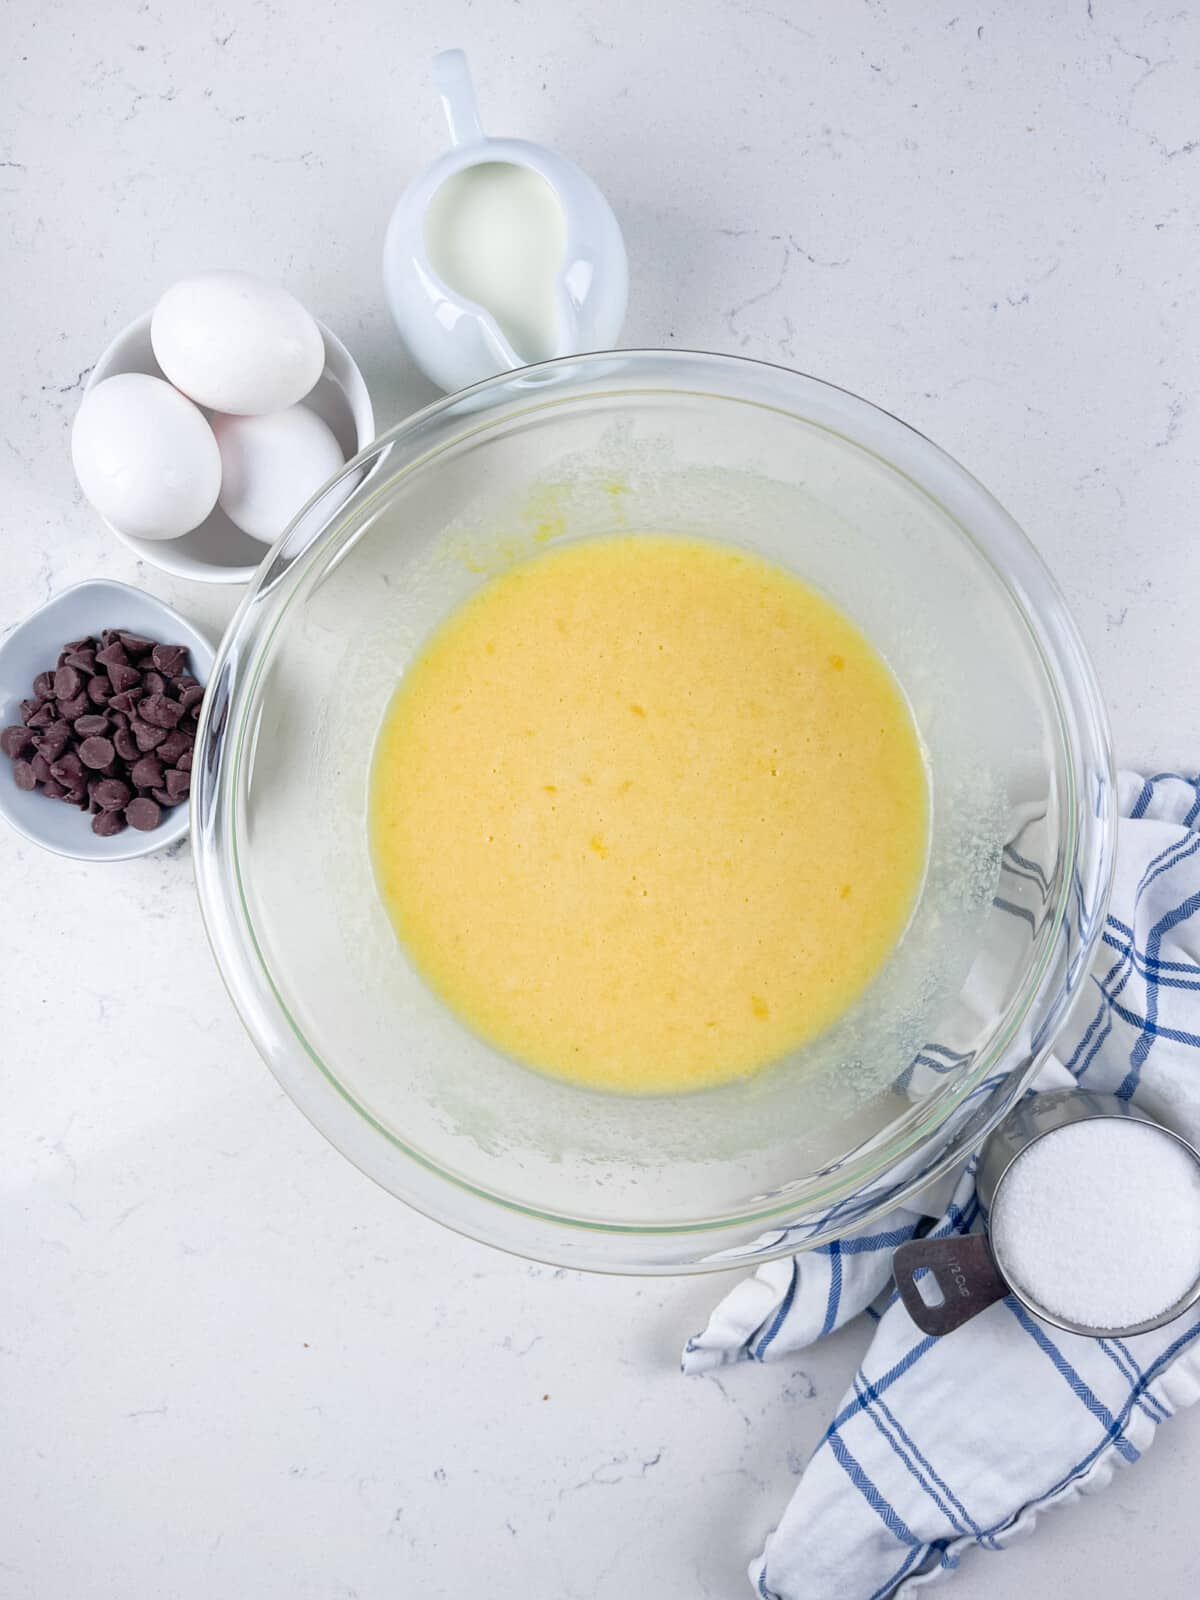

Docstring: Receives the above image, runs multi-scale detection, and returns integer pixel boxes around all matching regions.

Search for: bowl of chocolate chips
[0,580,213,861]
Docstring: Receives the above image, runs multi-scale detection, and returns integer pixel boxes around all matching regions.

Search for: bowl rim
[0,578,214,861]
[191,348,1117,1271]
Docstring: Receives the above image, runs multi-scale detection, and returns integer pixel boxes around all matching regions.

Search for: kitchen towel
[684,770,1200,1598]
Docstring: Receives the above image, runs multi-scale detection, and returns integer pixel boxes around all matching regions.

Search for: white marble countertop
[2,2,1198,1596]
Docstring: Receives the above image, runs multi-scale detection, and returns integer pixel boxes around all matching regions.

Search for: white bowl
[83,312,375,585]
[0,580,214,861]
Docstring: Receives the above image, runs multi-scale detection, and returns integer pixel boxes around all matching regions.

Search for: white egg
[211,403,347,545]
[71,374,221,540]
[151,270,325,415]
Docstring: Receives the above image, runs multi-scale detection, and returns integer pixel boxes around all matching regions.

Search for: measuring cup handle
[893,1232,1010,1336]
[433,49,485,147]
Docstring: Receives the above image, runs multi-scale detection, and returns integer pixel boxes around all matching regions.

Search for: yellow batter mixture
[370,535,928,1094]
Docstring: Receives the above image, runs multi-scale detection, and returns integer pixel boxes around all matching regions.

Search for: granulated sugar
[991,1118,1200,1331]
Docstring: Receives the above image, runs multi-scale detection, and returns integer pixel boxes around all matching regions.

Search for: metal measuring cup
[893,1088,1200,1339]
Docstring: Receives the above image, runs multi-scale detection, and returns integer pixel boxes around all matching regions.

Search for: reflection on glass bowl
[192,350,1115,1274]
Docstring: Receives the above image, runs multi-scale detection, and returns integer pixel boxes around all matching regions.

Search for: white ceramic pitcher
[382,49,629,394]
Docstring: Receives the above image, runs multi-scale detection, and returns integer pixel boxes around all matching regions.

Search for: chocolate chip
[125,797,161,830]
[57,691,91,720]
[4,625,203,841]
[130,756,164,790]
[139,693,183,730]
[53,665,82,700]
[151,644,188,675]
[132,719,167,752]
[93,777,132,811]
[78,736,115,769]
[37,721,72,762]
[155,729,188,764]
[50,752,84,785]
[26,700,57,728]
[95,641,129,670]
[107,662,141,694]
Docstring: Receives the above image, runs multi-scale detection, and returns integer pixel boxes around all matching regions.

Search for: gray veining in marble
[2,2,1198,1596]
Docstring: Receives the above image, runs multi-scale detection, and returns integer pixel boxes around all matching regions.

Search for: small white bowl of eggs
[73,272,374,584]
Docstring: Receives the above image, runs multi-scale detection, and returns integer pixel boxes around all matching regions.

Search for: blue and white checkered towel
[684,771,1200,1599]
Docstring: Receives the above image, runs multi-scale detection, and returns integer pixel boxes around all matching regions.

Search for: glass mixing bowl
[193,350,1115,1273]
